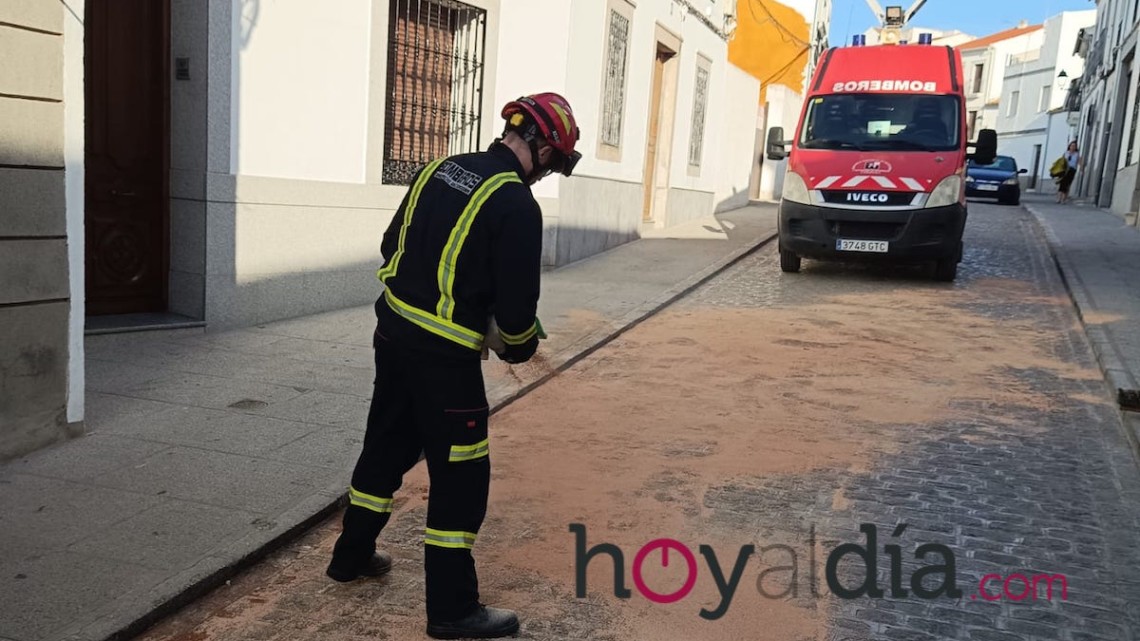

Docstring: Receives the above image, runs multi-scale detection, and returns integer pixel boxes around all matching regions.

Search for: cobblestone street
[130,202,1140,641]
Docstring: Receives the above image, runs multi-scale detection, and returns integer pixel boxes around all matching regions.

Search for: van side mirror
[1018,168,1027,174]
[969,128,997,165]
[766,126,788,161]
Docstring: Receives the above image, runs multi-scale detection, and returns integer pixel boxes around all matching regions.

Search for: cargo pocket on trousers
[444,406,489,464]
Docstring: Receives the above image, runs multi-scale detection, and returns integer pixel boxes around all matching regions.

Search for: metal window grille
[383,0,487,185]
[689,65,710,167]
[600,9,630,147]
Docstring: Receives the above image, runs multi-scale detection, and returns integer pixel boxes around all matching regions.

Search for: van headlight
[1003,177,1020,185]
[782,171,811,204]
[925,175,962,208]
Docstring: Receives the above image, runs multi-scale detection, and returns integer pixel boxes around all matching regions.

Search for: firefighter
[325,92,581,640]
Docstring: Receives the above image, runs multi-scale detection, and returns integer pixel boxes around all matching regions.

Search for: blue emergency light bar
[919,33,933,45]
[851,34,866,46]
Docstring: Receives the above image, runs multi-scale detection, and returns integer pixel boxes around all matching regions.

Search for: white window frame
[1039,85,1051,113]
[597,0,635,162]
[1008,90,1020,117]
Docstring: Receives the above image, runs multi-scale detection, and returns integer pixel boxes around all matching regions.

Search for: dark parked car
[965,155,1026,205]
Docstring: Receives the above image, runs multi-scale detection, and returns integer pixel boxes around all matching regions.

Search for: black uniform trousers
[332,330,491,622]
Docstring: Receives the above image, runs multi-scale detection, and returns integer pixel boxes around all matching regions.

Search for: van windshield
[799,93,960,152]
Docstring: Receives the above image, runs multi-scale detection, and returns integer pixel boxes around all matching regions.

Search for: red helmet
[501,93,581,174]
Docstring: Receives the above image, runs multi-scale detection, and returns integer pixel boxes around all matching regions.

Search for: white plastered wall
[64,0,85,423]
[231,0,372,183]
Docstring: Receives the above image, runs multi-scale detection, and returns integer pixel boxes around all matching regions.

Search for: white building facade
[1073,0,1140,220]
[0,0,759,459]
[995,10,1096,193]
[958,23,1045,143]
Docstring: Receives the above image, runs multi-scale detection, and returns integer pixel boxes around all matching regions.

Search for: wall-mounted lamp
[1057,69,1070,91]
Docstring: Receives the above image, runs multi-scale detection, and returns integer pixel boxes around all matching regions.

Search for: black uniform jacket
[374,142,543,363]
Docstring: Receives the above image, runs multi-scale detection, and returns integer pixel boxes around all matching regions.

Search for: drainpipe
[805,0,825,85]
[1042,110,1053,192]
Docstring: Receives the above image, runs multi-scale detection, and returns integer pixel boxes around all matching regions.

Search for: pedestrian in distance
[1057,141,1081,204]
[325,92,581,640]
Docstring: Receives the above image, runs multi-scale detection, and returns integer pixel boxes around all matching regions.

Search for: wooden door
[85,0,170,315]
[642,49,668,222]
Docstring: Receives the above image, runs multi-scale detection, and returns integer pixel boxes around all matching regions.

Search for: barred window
[384,0,487,185]
[600,9,630,148]
[689,63,710,168]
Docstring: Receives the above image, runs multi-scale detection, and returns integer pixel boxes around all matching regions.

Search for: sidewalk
[0,205,776,641]
[1022,194,1140,452]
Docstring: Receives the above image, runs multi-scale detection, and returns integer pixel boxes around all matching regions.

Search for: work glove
[496,337,538,364]
[482,317,544,363]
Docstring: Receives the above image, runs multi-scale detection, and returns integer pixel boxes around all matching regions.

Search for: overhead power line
[747,0,811,47]
[762,45,809,86]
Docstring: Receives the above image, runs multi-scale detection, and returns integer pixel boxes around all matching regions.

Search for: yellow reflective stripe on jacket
[383,288,484,351]
[424,527,477,550]
[449,438,489,462]
[377,157,447,282]
[436,172,522,319]
[349,486,393,514]
[499,322,538,346]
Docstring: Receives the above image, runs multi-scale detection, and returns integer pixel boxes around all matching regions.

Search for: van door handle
[111,190,137,197]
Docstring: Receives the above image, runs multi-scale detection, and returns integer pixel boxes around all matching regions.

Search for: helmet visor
[555,151,582,177]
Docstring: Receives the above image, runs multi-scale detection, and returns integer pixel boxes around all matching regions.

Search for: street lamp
[885,5,904,26]
[1057,70,1070,91]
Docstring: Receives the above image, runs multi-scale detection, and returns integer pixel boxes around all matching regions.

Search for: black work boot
[426,605,520,639]
[325,550,392,583]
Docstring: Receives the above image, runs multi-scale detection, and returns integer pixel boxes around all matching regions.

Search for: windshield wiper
[802,139,866,151]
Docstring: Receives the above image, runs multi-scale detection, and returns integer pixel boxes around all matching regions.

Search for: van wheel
[780,248,801,273]
[933,257,958,282]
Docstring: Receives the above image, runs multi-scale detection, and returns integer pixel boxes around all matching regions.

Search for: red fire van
[766,36,997,281]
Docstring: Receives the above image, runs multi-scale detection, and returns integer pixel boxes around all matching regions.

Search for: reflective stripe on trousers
[348,486,393,514]
[425,527,478,550]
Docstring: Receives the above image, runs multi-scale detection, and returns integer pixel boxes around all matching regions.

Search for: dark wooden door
[85,0,169,315]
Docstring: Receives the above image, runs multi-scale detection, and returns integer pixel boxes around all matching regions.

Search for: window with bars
[689,62,710,169]
[600,8,631,149]
[383,0,487,185]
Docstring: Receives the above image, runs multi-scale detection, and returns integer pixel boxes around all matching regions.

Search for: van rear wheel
[780,248,801,273]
